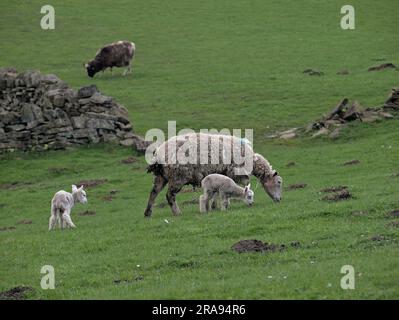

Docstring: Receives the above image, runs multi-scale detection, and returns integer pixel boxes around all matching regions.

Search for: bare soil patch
[48,167,69,175]
[232,239,287,253]
[343,159,360,166]
[387,221,399,228]
[102,195,113,202]
[322,189,352,202]
[370,235,385,242]
[121,157,137,164]
[389,210,399,217]
[286,162,296,167]
[368,63,397,71]
[16,219,32,225]
[0,286,34,300]
[0,226,16,232]
[76,179,107,188]
[114,276,144,284]
[303,69,324,76]
[0,181,32,190]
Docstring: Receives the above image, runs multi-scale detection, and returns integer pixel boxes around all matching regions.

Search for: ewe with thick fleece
[49,185,87,230]
[199,174,254,213]
[145,132,283,217]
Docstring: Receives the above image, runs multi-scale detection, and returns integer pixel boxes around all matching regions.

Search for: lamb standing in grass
[49,185,87,230]
[199,174,254,213]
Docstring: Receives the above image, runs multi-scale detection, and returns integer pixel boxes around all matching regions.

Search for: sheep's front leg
[144,175,167,217]
[199,194,207,213]
[166,184,183,216]
[209,192,218,211]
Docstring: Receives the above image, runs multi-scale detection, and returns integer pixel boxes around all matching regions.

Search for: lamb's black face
[86,65,96,78]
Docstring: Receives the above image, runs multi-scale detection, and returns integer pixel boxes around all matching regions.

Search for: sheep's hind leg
[220,193,229,211]
[49,215,57,231]
[166,183,184,216]
[144,175,167,218]
[62,210,76,228]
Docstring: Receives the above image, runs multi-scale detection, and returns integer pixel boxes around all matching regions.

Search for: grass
[0,0,398,299]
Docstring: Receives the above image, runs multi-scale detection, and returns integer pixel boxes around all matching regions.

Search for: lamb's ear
[273,171,278,177]
[72,185,78,192]
[244,185,248,192]
[78,185,84,191]
[247,183,251,189]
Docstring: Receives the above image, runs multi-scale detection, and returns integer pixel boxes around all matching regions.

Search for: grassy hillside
[0,0,398,299]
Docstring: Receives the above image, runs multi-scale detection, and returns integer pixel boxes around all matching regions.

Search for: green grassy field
[0,0,398,299]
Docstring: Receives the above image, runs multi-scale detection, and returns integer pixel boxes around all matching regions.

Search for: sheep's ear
[72,185,78,192]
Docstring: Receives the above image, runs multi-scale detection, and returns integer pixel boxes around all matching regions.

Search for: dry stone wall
[0,67,146,152]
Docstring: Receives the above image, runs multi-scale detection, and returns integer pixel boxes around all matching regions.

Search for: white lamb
[199,174,254,213]
[49,185,87,230]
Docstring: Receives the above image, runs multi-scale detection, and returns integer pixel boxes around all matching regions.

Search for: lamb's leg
[49,204,57,231]
[204,191,213,212]
[166,183,184,216]
[199,194,207,213]
[49,214,57,231]
[62,210,76,228]
[220,193,229,211]
[210,192,218,210]
[144,175,167,218]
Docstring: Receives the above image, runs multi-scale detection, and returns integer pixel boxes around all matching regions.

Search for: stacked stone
[0,68,138,152]
[383,87,399,111]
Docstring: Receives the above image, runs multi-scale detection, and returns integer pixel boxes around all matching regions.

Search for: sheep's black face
[86,65,96,78]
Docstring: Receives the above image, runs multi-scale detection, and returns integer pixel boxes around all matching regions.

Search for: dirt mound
[387,221,399,228]
[78,210,96,216]
[0,226,16,232]
[76,179,107,188]
[114,276,144,284]
[120,157,137,164]
[337,70,350,75]
[16,219,32,225]
[102,195,113,202]
[322,189,352,202]
[370,235,385,241]
[303,69,324,76]
[320,186,348,193]
[268,87,399,140]
[368,63,397,71]
[48,167,69,175]
[389,210,399,217]
[286,183,307,191]
[343,159,360,166]
[286,162,296,167]
[0,286,34,300]
[0,181,32,190]
[232,239,286,253]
